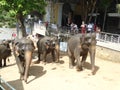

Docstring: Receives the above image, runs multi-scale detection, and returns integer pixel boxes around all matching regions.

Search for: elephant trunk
[24,51,32,83]
[75,48,82,71]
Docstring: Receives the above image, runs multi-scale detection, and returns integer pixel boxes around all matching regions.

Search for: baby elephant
[67,33,96,74]
[0,40,11,67]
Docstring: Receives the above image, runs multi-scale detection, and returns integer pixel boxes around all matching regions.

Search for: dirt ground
[0,52,120,90]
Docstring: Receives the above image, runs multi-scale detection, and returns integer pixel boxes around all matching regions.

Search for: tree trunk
[88,0,97,23]
[16,12,26,38]
[94,9,98,24]
[102,7,107,32]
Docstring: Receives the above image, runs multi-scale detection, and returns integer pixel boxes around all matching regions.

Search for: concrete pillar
[57,3,63,27]
[44,2,51,22]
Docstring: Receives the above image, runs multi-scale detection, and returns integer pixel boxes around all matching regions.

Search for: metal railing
[49,25,120,45]
[98,32,120,44]
[59,26,120,44]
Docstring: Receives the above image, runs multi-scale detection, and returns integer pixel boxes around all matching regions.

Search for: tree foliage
[0,0,46,37]
[0,0,46,17]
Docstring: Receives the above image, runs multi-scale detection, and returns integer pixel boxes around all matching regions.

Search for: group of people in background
[80,21,101,34]
[67,20,101,40]
[69,20,101,35]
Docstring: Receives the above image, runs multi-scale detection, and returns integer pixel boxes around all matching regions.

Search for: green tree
[0,10,16,28]
[0,0,46,38]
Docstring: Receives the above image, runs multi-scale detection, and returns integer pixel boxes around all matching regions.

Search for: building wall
[96,46,120,63]
[44,1,85,27]
[44,2,63,27]
[44,2,51,22]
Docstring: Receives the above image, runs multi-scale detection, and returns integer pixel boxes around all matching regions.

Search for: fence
[48,26,120,51]
[59,26,120,44]
[99,32,120,43]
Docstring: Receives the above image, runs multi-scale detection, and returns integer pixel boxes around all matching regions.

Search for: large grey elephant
[67,33,96,74]
[34,36,60,64]
[13,38,35,83]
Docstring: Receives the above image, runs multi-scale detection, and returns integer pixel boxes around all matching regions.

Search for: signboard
[33,23,46,36]
[60,42,67,52]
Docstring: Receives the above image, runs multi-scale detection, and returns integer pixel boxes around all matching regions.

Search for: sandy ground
[0,52,120,90]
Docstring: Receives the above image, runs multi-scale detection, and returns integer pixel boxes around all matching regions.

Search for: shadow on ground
[84,62,99,75]
[36,53,65,64]
[1,79,23,90]
[28,65,46,84]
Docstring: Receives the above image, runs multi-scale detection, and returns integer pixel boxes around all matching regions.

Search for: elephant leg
[38,53,41,61]
[51,50,55,62]
[3,58,6,66]
[20,61,25,80]
[81,54,88,69]
[69,55,75,69]
[15,56,24,80]
[55,45,60,63]
[76,56,82,71]
[89,49,96,75]
[0,59,2,67]
[74,48,82,71]
[42,52,47,64]
[68,48,75,69]
[24,51,32,83]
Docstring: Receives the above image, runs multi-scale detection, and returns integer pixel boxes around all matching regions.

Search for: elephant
[0,40,11,67]
[67,33,96,74]
[13,38,35,83]
[34,36,60,64]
